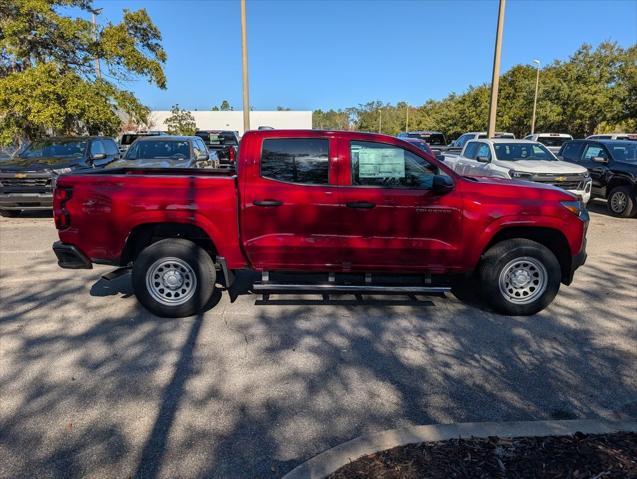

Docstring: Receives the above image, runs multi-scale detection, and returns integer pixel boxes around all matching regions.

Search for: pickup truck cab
[444,139,592,203]
[445,131,515,156]
[107,136,216,170]
[52,130,588,318]
[524,133,573,155]
[558,139,637,217]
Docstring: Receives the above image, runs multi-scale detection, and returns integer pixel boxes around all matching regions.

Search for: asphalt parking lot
[0,202,635,479]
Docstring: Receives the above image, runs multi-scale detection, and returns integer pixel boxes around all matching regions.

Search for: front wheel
[132,239,217,318]
[607,186,637,218]
[479,239,561,316]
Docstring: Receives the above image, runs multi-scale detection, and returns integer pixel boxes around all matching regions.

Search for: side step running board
[252,283,450,294]
[101,267,130,281]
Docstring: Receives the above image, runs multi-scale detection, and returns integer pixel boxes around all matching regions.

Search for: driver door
[580,143,610,195]
[337,138,464,271]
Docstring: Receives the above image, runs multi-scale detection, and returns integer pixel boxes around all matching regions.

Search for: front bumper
[52,241,93,269]
[0,192,52,210]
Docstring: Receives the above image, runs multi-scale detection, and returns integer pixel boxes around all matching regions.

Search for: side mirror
[432,174,454,195]
[591,156,608,164]
[476,155,490,163]
[91,153,107,161]
[196,151,209,161]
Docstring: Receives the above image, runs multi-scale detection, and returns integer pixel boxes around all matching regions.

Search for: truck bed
[55,169,246,267]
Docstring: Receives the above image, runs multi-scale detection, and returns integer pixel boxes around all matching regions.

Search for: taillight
[228,147,236,162]
[54,187,73,229]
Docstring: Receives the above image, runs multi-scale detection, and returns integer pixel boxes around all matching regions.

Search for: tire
[132,239,216,318]
[479,238,561,316]
[0,209,21,217]
[607,186,637,218]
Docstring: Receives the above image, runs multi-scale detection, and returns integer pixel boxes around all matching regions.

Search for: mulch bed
[327,432,637,479]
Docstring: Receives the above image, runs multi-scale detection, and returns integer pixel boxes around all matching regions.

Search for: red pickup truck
[52,130,588,317]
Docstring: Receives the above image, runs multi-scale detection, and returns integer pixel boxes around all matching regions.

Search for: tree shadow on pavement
[0,251,635,478]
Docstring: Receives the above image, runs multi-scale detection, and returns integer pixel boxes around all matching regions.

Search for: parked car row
[2,129,636,218]
[401,130,636,218]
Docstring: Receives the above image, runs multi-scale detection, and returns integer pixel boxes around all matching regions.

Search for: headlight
[582,171,590,179]
[561,200,585,217]
[509,169,532,179]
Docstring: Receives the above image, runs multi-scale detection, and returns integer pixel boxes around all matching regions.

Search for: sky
[90,0,637,111]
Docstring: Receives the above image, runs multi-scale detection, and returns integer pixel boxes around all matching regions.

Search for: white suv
[444,139,592,203]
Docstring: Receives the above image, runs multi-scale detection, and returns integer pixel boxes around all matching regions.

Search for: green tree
[212,100,232,111]
[313,108,350,130]
[165,104,196,135]
[0,0,167,145]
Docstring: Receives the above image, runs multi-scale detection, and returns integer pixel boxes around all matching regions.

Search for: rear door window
[261,138,329,185]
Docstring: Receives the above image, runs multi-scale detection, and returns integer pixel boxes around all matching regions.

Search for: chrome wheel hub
[146,257,197,306]
[611,192,627,213]
[499,256,547,305]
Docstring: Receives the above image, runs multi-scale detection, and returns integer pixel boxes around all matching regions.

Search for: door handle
[253,199,282,207]
[346,201,376,209]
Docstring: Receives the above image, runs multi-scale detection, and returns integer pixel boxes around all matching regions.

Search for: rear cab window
[261,138,329,185]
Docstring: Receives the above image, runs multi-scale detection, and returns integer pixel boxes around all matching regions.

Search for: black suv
[0,136,119,217]
[558,139,637,217]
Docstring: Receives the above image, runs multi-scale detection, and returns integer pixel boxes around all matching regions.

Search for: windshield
[608,142,637,163]
[406,140,432,154]
[125,140,191,160]
[19,139,87,159]
[537,136,572,147]
[478,133,515,139]
[196,131,238,146]
[494,143,556,161]
[407,133,446,145]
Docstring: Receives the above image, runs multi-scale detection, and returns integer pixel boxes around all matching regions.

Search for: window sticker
[358,147,405,178]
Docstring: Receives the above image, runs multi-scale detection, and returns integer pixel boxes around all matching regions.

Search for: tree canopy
[165,104,196,135]
[0,0,166,144]
[313,42,637,139]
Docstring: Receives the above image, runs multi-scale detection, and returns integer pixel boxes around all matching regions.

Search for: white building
[148,110,312,135]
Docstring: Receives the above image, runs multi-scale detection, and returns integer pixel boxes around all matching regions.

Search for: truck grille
[1,177,51,188]
[531,174,585,191]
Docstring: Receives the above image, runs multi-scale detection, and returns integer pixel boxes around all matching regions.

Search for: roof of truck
[133,135,198,142]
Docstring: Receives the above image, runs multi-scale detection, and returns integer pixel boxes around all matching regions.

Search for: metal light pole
[92,8,103,80]
[378,109,382,133]
[487,0,506,138]
[240,0,251,133]
[405,106,409,132]
[531,59,541,135]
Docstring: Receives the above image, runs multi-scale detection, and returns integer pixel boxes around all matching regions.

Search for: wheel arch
[606,176,636,197]
[121,222,217,265]
[482,226,572,284]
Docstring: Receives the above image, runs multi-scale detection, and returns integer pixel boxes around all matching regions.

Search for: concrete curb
[282,419,637,479]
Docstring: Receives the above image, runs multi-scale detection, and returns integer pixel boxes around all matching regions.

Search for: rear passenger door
[240,135,343,270]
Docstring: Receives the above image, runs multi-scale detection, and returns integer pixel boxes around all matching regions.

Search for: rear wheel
[607,186,637,218]
[132,239,216,318]
[479,239,561,316]
[0,209,21,217]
